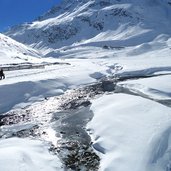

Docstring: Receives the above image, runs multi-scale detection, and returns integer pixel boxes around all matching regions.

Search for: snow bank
[0,138,62,171]
[118,75,171,101]
[88,93,171,171]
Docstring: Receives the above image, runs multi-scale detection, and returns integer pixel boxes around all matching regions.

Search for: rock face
[5,0,171,56]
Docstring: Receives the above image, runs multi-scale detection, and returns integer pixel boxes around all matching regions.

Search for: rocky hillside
[5,0,171,57]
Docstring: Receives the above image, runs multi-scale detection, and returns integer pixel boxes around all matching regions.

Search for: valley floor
[1,45,171,171]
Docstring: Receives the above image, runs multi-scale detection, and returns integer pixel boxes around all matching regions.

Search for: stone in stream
[50,140,100,171]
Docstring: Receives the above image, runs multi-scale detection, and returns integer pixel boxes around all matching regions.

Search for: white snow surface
[1,32,171,170]
[1,0,171,170]
[1,43,171,170]
[1,33,171,170]
[88,94,171,171]
[0,138,62,171]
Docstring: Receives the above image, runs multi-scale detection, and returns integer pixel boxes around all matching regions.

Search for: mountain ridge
[5,0,171,57]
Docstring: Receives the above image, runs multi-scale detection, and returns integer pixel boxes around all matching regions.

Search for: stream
[1,70,171,170]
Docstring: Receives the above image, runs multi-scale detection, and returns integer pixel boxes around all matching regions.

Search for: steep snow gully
[1,64,171,170]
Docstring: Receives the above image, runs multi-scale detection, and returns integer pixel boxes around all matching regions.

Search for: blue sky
[0,0,61,32]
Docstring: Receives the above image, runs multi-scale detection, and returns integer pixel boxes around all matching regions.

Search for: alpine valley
[1,0,171,171]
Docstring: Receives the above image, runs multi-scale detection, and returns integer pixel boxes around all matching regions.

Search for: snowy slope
[5,0,171,56]
[0,33,42,64]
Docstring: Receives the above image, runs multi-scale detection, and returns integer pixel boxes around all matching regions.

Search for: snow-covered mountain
[5,0,171,57]
[0,33,41,64]
[1,1,171,171]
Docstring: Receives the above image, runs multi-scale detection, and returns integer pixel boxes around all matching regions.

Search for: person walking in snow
[0,68,5,80]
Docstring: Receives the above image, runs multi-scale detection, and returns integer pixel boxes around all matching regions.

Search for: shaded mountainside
[5,0,171,57]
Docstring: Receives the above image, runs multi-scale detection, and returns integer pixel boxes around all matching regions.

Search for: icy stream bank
[1,69,171,170]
